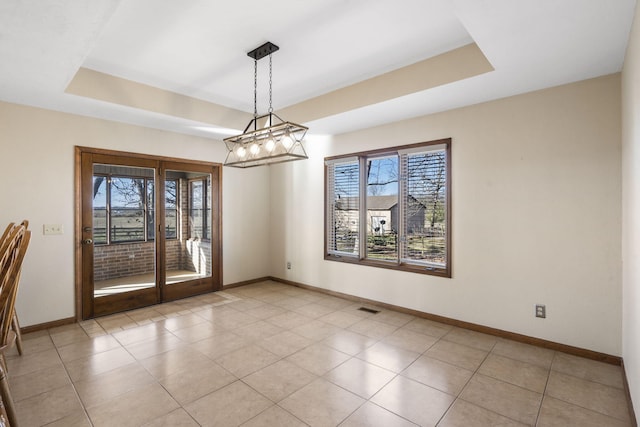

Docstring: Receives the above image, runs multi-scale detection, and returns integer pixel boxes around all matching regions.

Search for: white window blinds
[400,147,447,267]
[326,158,360,256]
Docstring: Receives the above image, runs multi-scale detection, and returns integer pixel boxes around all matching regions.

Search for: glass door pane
[164,169,212,289]
[92,164,156,298]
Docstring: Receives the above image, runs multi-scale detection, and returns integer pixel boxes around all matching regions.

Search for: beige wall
[622,1,640,414]
[270,74,622,356]
[0,101,271,326]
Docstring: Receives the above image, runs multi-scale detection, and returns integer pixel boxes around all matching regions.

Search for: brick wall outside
[93,242,156,282]
[94,238,211,281]
[165,239,182,271]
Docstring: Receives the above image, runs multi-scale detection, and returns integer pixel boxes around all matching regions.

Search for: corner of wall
[622,0,640,420]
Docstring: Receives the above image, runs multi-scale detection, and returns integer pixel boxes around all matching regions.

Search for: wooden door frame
[74,146,223,321]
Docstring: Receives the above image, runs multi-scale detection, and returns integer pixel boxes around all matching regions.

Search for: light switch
[43,224,64,235]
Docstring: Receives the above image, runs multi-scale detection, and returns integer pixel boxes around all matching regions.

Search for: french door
[76,147,222,319]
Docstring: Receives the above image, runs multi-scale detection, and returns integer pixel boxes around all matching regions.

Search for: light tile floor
[6,281,633,426]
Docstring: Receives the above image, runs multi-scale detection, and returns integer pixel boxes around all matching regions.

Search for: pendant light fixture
[223,42,308,168]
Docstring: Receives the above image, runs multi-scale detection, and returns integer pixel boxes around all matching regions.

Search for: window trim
[148,178,179,241]
[325,156,360,258]
[188,176,211,242]
[324,138,451,278]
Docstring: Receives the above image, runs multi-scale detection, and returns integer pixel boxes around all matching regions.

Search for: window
[189,177,211,240]
[326,158,359,255]
[92,172,178,245]
[110,176,146,243]
[164,180,178,239]
[366,155,398,262]
[93,176,108,245]
[325,138,451,277]
[147,179,178,240]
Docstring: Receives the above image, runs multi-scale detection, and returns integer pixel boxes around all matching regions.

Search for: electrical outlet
[286,261,291,270]
[535,304,546,318]
[43,224,64,235]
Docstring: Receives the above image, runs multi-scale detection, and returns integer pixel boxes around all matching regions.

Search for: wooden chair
[9,221,27,357]
[0,364,11,427]
[0,221,31,426]
[0,221,28,357]
[0,224,15,257]
[0,224,31,426]
[0,224,29,359]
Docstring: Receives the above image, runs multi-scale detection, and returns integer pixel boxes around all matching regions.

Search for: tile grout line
[533,350,556,427]
[434,335,500,426]
[49,327,96,427]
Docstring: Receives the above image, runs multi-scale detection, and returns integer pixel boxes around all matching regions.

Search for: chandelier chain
[268,54,273,113]
[253,59,258,118]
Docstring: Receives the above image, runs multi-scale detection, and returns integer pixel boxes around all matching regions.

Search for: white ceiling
[0,0,636,139]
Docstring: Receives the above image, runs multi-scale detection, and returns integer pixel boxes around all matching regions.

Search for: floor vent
[358,307,380,314]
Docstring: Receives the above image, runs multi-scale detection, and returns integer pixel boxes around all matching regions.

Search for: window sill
[324,254,450,278]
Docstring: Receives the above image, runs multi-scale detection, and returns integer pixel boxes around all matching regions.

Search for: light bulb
[250,142,260,155]
[281,132,294,150]
[265,136,276,152]
[236,145,246,158]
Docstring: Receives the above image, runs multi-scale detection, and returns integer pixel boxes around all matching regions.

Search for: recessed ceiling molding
[278,43,494,124]
[65,43,492,135]
[65,67,251,131]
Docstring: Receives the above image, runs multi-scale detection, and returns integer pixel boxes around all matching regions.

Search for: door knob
[82,238,93,245]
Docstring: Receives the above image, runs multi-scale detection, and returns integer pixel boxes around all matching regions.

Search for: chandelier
[224,42,308,168]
